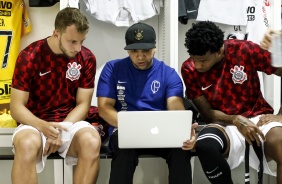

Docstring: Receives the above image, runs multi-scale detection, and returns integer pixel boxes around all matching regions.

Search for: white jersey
[196,0,248,25]
[245,0,271,44]
[204,0,271,44]
[83,0,163,27]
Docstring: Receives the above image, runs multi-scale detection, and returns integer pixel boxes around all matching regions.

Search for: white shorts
[212,116,281,176]
[12,121,96,173]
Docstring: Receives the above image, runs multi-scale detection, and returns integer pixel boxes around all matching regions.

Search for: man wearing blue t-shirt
[97,22,196,184]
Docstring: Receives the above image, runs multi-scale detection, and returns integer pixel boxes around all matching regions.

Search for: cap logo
[134,29,143,40]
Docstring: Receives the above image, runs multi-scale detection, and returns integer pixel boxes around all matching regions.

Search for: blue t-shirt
[97,57,183,135]
[97,56,184,112]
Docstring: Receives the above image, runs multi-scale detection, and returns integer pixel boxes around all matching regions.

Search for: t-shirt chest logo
[151,80,160,94]
[66,62,81,81]
[230,65,247,84]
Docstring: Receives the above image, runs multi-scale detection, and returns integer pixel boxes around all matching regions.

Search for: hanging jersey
[178,0,201,25]
[196,0,247,25]
[12,38,96,122]
[181,39,276,118]
[0,0,32,104]
[83,0,163,27]
[245,0,271,44]
[60,0,79,10]
[219,0,271,44]
[29,0,59,7]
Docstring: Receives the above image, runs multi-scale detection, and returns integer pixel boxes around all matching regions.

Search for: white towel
[197,0,248,25]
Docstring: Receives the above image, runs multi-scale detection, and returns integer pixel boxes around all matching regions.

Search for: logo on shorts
[230,65,247,84]
[66,62,81,81]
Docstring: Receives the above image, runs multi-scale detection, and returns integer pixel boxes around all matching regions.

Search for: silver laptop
[118,110,193,148]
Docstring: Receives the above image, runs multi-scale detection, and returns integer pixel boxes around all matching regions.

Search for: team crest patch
[230,65,247,84]
[66,62,81,81]
[135,29,143,40]
[151,80,160,94]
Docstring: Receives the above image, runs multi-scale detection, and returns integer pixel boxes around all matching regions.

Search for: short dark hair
[55,7,89,33]
[184,21,224,56]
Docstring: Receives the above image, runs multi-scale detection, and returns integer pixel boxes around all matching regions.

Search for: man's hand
[260,29,281,50]
[182,123,198,150]
[257,114,282,126]
[233,115,265,146]
[40,122,68,140]
[43,136,63,156]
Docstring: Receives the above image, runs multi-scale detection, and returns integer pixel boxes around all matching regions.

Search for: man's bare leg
[67,127,101,184]
[12,129,42,184]
[264,127,282,184]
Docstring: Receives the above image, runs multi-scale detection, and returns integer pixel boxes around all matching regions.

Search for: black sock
[196,127,233,184]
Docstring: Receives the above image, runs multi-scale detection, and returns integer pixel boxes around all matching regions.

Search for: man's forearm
[10,103,47,130]
[64,102,90,123]
[99,106,118,127]
[201,109,237,126]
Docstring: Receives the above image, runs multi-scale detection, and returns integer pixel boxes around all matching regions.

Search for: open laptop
[118,110,193,148]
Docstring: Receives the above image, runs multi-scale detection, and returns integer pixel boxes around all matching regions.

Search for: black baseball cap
[124,22,156,50]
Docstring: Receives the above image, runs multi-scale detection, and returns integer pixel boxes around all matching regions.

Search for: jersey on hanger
[0,0,32,104]
[83,0,163,27]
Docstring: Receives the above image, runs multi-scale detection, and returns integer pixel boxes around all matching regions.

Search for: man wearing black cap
[96,22,196,184]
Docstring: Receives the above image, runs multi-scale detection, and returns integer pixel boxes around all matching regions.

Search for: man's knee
[70,127,101,158]
[265,127,282,162]
[14,130,41,148]
[196,126,228,154]
[13,130,42,160]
